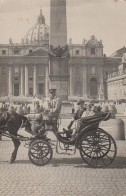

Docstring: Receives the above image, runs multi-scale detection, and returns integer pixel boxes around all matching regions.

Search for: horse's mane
[0,112,29,131]
[0,112,10,126]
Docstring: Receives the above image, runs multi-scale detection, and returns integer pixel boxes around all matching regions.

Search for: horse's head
[0,112,10,126]
[0,112,10,134]
[20,115,32,133]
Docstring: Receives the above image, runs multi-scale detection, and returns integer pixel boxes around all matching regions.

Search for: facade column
[25,65,28,96]
[8,66,13,96]
[69,64,73,96]
[82,63,87,99]
[33,65,37,96]
[20,66,24,96]
[99,64,104,100]
[45,65,49,97]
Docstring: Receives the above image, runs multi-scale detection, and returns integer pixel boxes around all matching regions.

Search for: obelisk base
[49,57,69,99]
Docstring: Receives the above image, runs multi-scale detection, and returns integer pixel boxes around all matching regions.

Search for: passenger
[81,104,95,117]
[63,99,85,136]
[97,105,102,112]
[64,104,96,140]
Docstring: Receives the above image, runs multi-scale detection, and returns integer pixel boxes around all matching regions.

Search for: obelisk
[50,0,67,47]
[49,0,69,99]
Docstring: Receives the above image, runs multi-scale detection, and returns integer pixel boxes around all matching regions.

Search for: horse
[0,111,31,164]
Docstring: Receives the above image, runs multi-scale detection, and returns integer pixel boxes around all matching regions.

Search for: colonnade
[8,65,49,96]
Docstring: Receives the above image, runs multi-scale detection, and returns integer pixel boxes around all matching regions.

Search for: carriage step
[62,148,73,151]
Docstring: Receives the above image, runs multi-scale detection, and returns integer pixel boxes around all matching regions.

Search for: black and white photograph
[0,0,126,195]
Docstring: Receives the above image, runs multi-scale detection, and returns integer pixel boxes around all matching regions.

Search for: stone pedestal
[49,57,69,99]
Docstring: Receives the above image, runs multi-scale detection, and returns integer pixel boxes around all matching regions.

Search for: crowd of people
[0,89,118,141]
[71,100,117,118]
[63,99,118,140]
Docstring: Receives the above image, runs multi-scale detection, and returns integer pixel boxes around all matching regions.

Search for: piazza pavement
[0,104,126,196]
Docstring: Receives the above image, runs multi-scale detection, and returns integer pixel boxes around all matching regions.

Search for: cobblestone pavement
[0,119,126,196]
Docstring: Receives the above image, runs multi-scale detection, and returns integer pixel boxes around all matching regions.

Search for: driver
[27,89,62,136]
[46,88,62,120]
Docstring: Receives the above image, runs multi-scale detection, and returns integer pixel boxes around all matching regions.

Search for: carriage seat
[81,112,111,124]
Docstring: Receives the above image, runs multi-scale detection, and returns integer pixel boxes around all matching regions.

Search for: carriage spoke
[81,145,91,150]
[105,154,113,161]
[87,152,96,163]
[80,128,117,168]
[31,152,38,155]
[101,157,107,166]
[95,152,98,167]
[28,140,53,166]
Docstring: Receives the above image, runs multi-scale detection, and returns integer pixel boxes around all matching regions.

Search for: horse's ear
[25,119,32,133]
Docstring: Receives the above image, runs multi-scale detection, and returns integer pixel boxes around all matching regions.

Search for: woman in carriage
[63,100,102,141]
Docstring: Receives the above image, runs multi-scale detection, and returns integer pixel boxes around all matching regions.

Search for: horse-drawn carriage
[0,111,117,168]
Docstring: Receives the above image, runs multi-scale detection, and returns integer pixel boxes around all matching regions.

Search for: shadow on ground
[0,156,126,169]
[48,156,126,169]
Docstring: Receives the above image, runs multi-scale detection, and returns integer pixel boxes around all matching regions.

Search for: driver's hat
[49,89,56,93]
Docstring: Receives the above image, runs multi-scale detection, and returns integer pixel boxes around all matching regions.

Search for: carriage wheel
[28,140,53,166]
[79,128,117,168]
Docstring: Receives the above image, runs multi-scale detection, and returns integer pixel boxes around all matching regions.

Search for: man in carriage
[63,101,100,140]
[27,88,62,135]
[42,88,62,132]
[47,88,62,120]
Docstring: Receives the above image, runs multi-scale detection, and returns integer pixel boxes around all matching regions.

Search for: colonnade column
[82,63,87,99]
[8,66,13,96]
[99,64,104,99]
[25,65,28,96]
[45,65,49,97]
[20,66,24,96]
[33,65,37,96]
[69,64,73,96]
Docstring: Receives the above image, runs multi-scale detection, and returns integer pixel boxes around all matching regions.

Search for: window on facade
[106,71,108,77]
[91,48,95,55]
[14,49,20,55]
[2,50,6,55]
[2,67,6,74]
[90,66,96,75]
[76,50,79,55]
[90,78,97,97]
[29,77,33,81]
[14,67,19,73]
[14,77,18,81]
[29,50,32,53]
[38,83,44,95]
[29,88,33,96]
[76,66,79,74]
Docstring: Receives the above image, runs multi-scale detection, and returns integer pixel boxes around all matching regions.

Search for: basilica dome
[22,10,49,45]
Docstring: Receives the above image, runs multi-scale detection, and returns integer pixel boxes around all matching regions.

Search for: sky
[0,0,126,56]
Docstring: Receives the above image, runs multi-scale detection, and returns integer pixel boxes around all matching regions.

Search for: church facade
[107,50,126,101]
[0,10,122,100]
